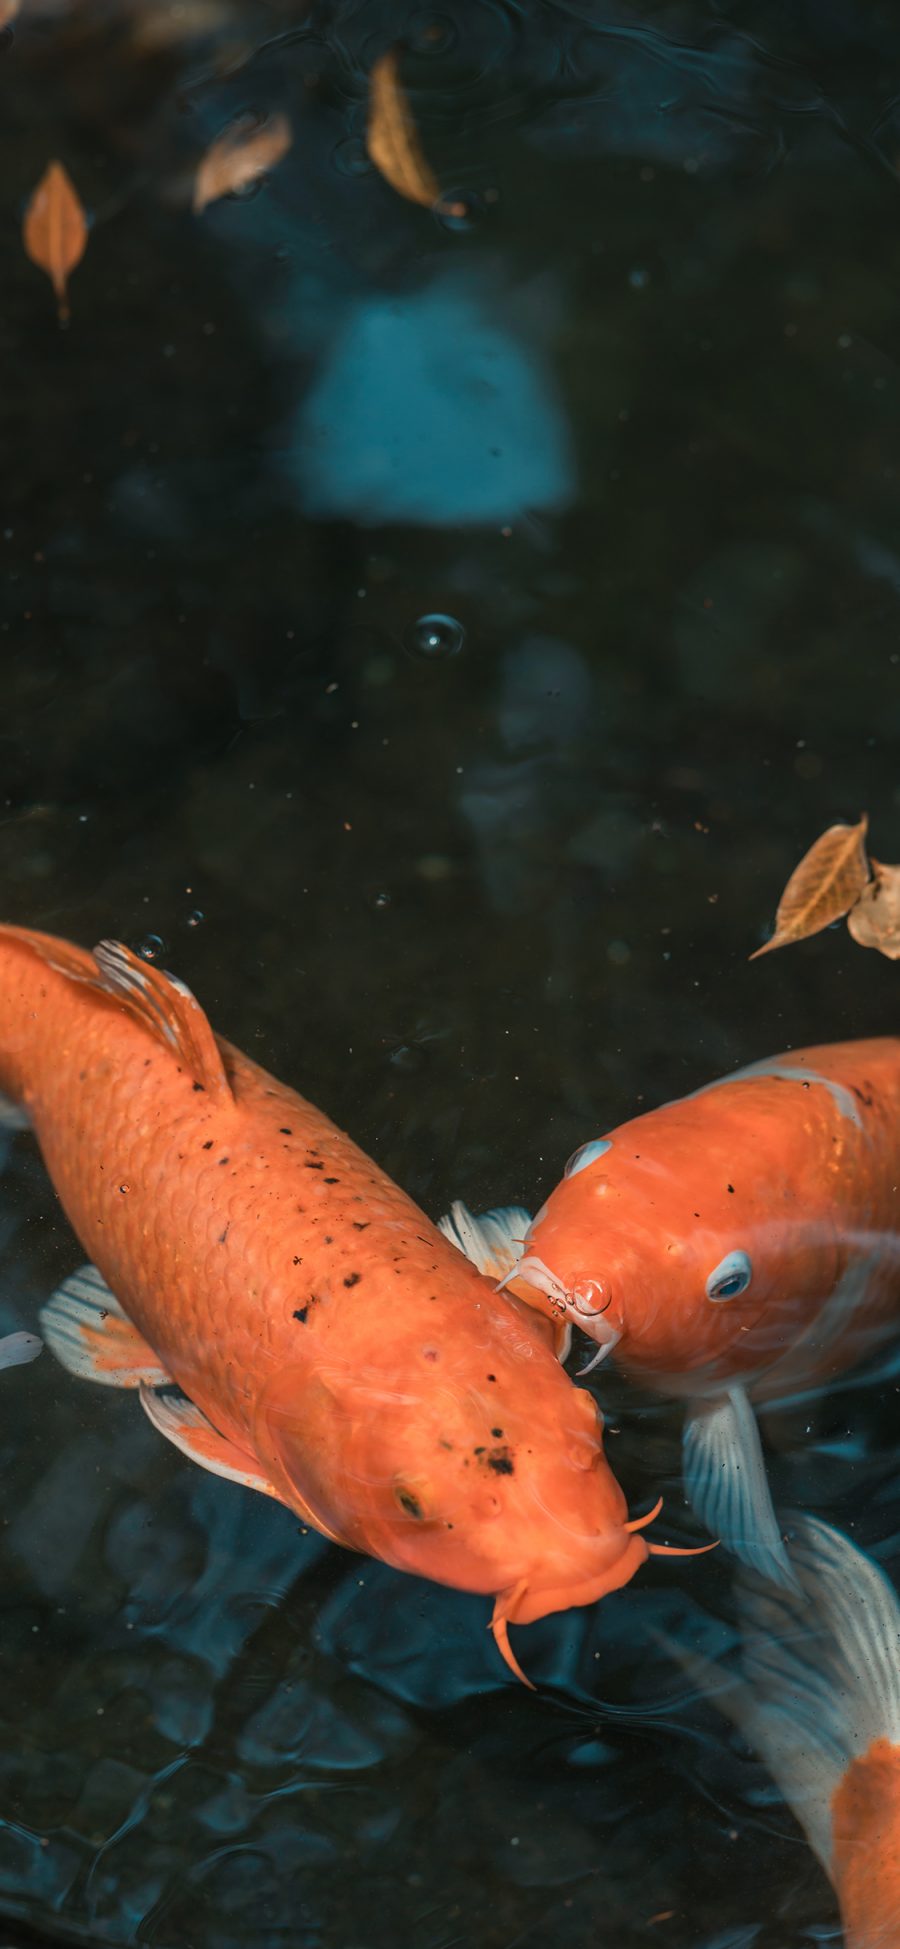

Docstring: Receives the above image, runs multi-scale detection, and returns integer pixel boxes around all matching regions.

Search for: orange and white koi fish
[0,924,693,1684]
[691,1517,900,1949]
[444,1041,900,1586]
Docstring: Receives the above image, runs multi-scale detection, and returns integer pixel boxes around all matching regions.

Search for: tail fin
[719,1517,900,1873]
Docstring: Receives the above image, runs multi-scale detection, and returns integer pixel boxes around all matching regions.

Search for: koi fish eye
[705,1250,752,1302]
[564,1137,612,1179]
[571,1278,611,1317]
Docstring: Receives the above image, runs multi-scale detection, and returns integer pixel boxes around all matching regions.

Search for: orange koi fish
[445,1041,900,1586]
[691,1518,900,1949]
[0,924,688,1684]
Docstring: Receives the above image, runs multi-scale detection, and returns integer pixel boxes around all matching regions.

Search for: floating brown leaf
[749,814,870,960]
[366,48,463,215]
[23,160,88,322]
[193,111,292,215]
[847,857,900,960]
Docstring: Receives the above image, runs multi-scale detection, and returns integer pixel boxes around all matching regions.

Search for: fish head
[255,1328,653,1677]
[516,1128,787,1384]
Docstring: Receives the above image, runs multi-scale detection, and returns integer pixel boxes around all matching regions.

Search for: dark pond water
[3,2,900,1944]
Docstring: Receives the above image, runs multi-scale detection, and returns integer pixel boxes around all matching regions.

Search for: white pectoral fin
[139,1385,282,1500]
[40,1264,172,1388]
[438,1201,532,1280]
[0,1331,42,1371]
[726,1516,900,1874]
[683,1386,796,1588]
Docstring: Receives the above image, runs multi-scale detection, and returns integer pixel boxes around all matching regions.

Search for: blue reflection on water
[291,270,575,525]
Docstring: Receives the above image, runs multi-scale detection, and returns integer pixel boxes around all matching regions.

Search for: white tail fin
[725,1517,900,1872]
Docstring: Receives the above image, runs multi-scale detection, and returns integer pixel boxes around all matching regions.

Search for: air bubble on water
[371,891,391,910]
[136,934,165,962]
[333,138,372,179]
[187,910,204,928]
[407,13,457,54]
[408,613,465,659]
[436,192,484,234]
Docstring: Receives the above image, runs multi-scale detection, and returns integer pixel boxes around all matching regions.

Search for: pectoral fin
[438,1200,570,1358]
[40,1264,171,1388]
[683,1386,797,1588]
[0,1332,42,1371]
[139,1386,282,1499]
[438,1201,531,1280]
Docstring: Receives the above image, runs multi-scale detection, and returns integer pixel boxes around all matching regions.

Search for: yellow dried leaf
[23,160,88,322]
[194,111,292,215]
[750,815,870,960]
[847,858,900,960]
[367,48,462,215]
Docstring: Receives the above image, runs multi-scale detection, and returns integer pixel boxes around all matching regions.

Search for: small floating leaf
[193,110,292,215]
[750,815,870,960]
[23,160,88,322]
[366,48,463,215]
[847,858,900,960]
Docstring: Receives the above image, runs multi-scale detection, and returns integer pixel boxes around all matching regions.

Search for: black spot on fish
[487,1448,514,1475]
[306,1161,324,1171]
[353,1221,370,1231]
[219,1224,230,1244]
[396,1489,423,1519]
[324,1177,339,1184]
[727,1184,735,1194]
[343,1272,361,1288]
[219,1156,230,1166]
[474,1446,485,1456]
[280,1127,293,1135]
[324,1235,333,1245]
[852,1084,874,1107]
[486,1373,497,1383]
[293,1255,302,1266]
[79,1070,86,1082]
[202,1140,214,1150]
[293,1306,308,1324]
[192,1082,205,1092]
[491,1428,503,1439]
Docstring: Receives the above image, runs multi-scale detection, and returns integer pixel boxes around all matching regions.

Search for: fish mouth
[490,1533,650,1687]
[513,1254,622,1374]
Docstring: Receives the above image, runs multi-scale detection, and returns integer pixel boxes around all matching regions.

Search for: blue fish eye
[564,1138,612,1179]
[706,1250,752,1302]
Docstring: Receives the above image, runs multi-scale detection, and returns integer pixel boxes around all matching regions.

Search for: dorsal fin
[0,925,231,1100]
[91,941,232,1099]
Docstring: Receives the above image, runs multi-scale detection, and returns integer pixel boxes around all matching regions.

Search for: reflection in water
[291,269,575,526]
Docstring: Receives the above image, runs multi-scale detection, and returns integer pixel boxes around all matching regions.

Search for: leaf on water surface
[193,110,292,214]
[366,48,463,216]
[22,160,88,322]
[749,814,870,960]
[846,857,900,960]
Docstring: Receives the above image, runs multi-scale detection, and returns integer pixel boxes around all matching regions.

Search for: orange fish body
[708,1518,900,1949]
[514,1041,900,1582]
[0,924,658,1682]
